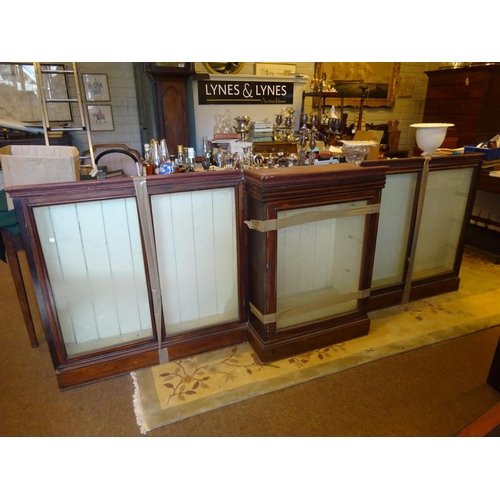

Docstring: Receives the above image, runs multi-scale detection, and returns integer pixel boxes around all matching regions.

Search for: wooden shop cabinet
[361,153,483,310]
[243,163,388,362]
[7,171,247,388]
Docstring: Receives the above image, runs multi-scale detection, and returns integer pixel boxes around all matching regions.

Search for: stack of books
[250,121,274,142]
[106,169,125,178]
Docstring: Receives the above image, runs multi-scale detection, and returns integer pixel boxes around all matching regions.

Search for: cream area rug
[131,250,500,434]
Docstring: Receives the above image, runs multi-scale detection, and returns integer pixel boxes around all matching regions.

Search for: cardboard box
[354,130,383,160]
[0,145,80,210]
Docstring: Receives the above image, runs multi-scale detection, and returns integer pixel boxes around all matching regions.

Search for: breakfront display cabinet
[6,154,482,387]
[243,163,387,362]
[9,171,247,388]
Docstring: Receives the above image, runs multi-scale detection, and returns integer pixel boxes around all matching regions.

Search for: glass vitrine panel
[276,201,367,330]
[151,187,239,335]
[34,198,153,356]
[372,172,418,288]
[413,167,474,279]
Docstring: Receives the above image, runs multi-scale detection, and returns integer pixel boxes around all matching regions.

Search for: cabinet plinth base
[247,318,370,363]
[56,325,247,389]
[368,276,461,311]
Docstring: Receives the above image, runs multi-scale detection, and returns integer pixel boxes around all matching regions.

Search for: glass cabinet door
[372,172,418,288]
[413,167,474,279]
[34,197,153,356]
[276,200,368,330]
[151,187,239,335]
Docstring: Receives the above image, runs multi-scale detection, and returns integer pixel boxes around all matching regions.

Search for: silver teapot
[234,115,251,141]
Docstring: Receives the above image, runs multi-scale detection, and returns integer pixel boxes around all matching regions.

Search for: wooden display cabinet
[5,154,483,387]
[7,171,247,388]
[362,153,483,310]
[243,163,388,362]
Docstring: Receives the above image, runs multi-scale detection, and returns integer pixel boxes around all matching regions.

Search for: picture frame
[204,63,244,75]
[255,63,297,77]
[82,73,111,102]
[314,62,401,108]
[0,63,72,122]
[87,104,114,131]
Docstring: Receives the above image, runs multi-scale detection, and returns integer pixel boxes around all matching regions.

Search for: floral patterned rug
[131,250,500,434]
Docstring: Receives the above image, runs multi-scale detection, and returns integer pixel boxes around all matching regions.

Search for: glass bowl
[341,141,373,166]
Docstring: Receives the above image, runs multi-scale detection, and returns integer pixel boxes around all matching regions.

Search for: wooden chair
[82,144,142,177]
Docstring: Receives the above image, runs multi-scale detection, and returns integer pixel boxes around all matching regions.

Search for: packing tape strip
[244,204,380,232]
[401,155,431,304]
[133,177,168,362]
[249,288,371,325]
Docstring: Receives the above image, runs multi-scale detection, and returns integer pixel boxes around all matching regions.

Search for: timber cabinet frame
[9,171,247,388]
[362,153,483,310]
[7,154,483,388]
[243,163,387,361]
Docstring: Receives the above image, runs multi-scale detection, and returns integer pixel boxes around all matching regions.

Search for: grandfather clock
[137,63,195,155]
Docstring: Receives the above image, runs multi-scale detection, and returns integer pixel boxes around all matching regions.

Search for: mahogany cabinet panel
[7,172,247,388]
[423,66,500,147]
[243,163,388,362]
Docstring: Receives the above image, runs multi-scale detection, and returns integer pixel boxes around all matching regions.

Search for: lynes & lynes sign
[198,80,294,105]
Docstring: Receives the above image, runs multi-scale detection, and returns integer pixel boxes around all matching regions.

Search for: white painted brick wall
[65,62,142,156]
[63,61,440,157]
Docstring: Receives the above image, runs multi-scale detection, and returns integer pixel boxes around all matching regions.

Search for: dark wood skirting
[247,317,370,363]
[368,276,461,311]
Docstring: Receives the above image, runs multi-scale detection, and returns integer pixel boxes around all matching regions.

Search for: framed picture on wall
[87,104,114,131]
[82,73,111,102]
[314,62,400,107]
[255,63,296,76]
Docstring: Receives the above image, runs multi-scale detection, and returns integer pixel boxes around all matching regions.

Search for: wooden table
[0,226,38,348]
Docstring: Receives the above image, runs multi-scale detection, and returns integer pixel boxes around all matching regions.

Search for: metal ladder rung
[45,98,79,103]
[49,127,86,132]
[40,69,77,75]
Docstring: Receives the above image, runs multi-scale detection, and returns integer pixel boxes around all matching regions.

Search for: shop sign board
[198,80,294,105]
